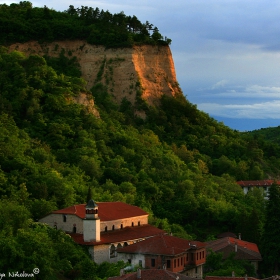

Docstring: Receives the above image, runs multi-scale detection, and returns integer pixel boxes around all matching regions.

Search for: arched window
[138,221,141,226]
[131,222,134,227]
[105,226,107,232]
[63,215,67,222]
[112,225,115,231]
[73,226,77,233]
[110,245,116,258]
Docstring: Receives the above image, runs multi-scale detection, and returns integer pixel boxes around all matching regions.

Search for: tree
[261,184,280,275]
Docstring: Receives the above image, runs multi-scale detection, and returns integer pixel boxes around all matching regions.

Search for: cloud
[198,84,280,99]
[211,80,228,89]
[198,100,280,119]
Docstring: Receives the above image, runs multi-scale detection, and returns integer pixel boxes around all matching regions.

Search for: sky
[2,0,280,131]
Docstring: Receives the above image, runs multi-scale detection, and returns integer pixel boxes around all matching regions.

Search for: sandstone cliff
[9,40,180,111]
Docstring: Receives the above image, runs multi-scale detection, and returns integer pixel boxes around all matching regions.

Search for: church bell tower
[83,199,100,242]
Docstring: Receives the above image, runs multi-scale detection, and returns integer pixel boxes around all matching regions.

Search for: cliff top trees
[0,2,171,47]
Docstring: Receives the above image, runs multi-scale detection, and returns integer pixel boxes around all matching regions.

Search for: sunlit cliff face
[9,40,181,107]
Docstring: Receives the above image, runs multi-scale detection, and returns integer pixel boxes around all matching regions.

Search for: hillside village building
[39,200,164,263]
[206,236,262,273]
[117,234,206,278]
[237,180,280,199]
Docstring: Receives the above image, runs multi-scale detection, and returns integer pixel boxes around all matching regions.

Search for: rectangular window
[151,259,155,267]
[63,214,67,222]
[181,257,183,265]
[203,250,205,258]
[174,259,176,268]
[177,259,179,266]
[139,260,142,267]
[167,260,171,268]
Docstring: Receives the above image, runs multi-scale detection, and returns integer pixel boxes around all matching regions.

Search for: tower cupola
[85,199,99,219]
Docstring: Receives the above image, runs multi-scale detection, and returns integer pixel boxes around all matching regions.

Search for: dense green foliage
[1,2,280,278]
[260,185,280,275]
[0,1,171,47]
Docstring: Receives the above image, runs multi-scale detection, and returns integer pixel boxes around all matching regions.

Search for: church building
[39,200,165,263]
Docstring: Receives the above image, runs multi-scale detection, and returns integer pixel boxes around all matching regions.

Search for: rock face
[9,40,180,109]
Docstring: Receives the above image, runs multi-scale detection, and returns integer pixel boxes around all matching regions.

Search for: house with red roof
[39,199,164,264]
[108,268,203,280]
[206,237,262,273]
[236,180,280,199]
[116,234,206,278]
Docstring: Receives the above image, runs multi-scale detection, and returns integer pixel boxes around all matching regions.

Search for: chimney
[137,268,141,279]
[232,271,235,277]
[238,233,241,240]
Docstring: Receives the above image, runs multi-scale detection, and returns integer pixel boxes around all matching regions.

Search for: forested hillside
[1,2,280,279]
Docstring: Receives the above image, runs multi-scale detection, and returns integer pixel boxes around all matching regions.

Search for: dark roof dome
[86,199,98,208]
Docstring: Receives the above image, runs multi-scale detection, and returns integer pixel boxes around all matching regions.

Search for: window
[177,259,179,266]
[181,257,183,265]
[138,221,141,226]
[202,250,205,258]
[139,260,142,267]
[63,215,67,222]
[110,245,116,258]
[105,226,107,232]
[73,226,77,233]
[174,259,176,268]
[151,259,155,267]
[186,253,188,261]
[128,259,131,264]
[200,252,201,259]
[167,260,171,268]
[121,224,123,229]
[131,222,134,227]
[112,225,115,231]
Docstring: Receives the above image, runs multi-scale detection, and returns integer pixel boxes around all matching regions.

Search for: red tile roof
[237,180,280,187]
[108,269,202,280]
[117,234,205,256]
[52,202,148,221]
[206,237,262,261]
[69,224,165,245]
